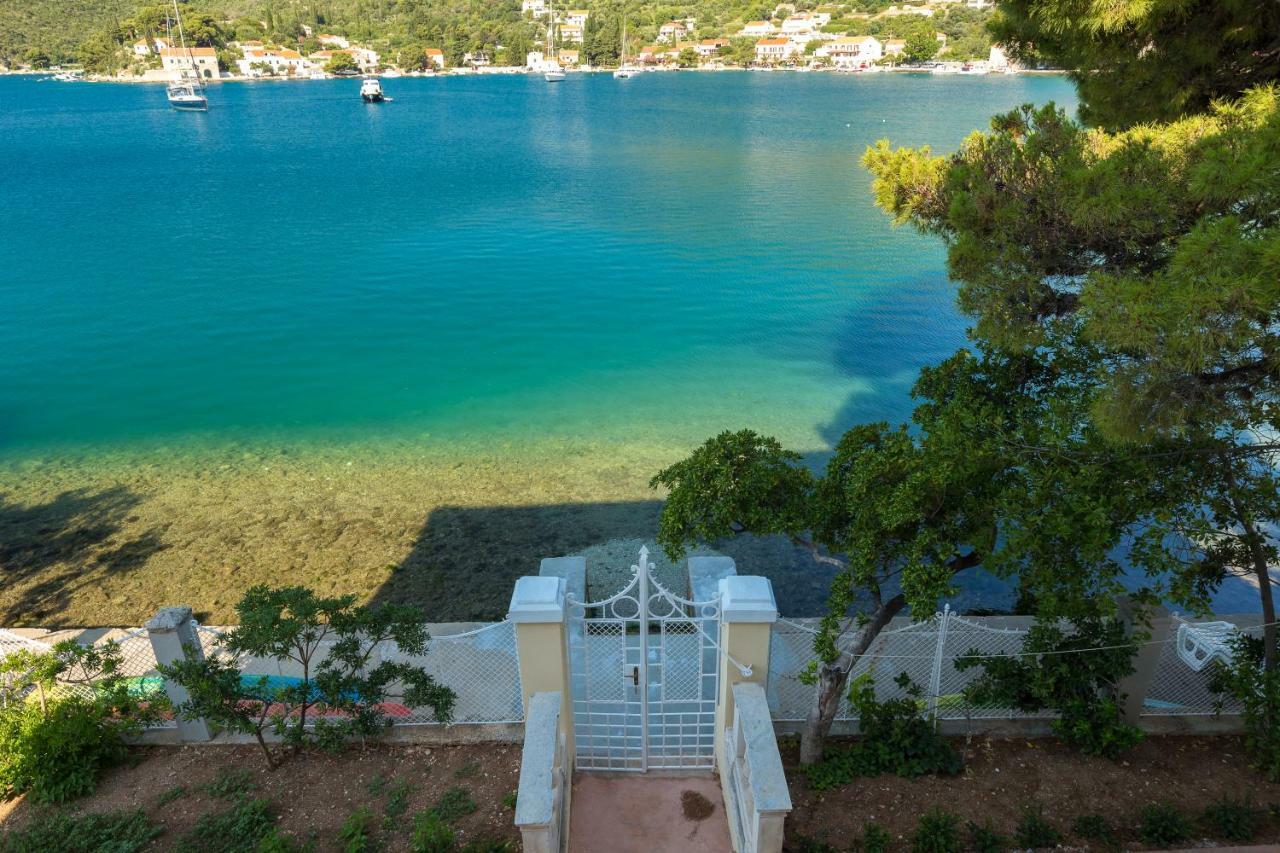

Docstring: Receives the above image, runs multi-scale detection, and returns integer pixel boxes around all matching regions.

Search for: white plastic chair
[1175,620,1239,672]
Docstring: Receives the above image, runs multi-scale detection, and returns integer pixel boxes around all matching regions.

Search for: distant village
[15,0,1025,81]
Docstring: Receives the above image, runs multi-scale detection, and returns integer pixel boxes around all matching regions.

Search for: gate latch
[626,665,639,687]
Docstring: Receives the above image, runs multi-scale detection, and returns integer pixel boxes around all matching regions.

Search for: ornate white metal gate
[567,547,722,772]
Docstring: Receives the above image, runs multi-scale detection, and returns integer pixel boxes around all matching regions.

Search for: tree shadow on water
[0,487,168,625]
[371,500,837,621]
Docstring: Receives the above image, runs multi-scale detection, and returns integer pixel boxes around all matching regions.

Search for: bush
[1203,795,1259,842]
[912,808,960,853]
[1139,802,1191,847]
[1014,806,1061,848]
[860,823,892,853]
[180,798,278,852]
[965,819,1007,853]
[0,809,160,852]
[803,674,962,790]
[410,813,455,853]
[957,618,1142,758]
[1071,813,1113,845]
[1210,635,1280,781]
[0,641,157,804]
[459,842,512,853]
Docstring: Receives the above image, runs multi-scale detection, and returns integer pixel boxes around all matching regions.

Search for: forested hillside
[1,0,991,69]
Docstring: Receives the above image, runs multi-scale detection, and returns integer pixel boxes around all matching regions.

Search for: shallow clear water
[0,72,1078,457]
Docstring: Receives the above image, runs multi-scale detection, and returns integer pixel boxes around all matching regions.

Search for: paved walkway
[568,774,733,853]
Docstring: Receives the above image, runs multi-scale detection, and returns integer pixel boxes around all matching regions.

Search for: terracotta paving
[568,774,733,853]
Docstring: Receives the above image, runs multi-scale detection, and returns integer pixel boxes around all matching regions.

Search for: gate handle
[627,666,639,687]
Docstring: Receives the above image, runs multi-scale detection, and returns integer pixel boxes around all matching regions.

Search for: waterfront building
[424,48,446,69]
[558,49,580,66]
[817,35,883,68]
[132,39,152,57]
[696,38,731,57]
[159,46,219,79]
[755,37,799,63]
[883,38,905,57]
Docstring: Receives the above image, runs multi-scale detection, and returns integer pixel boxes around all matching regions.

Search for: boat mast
[620,1,626,66]
[546,0,555,65]
[170,0,204,93]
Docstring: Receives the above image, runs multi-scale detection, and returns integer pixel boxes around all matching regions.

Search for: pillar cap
[720,576,777,623]
[508,576,567,623]
[145,606,194,632]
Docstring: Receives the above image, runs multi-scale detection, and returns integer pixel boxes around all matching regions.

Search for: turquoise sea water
[0,72,1079,457]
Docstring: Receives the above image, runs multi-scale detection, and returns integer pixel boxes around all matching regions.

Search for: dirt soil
[782,735,1280,851]
[0,742,521,851]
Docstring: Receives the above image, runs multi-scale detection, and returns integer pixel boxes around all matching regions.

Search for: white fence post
[926,605,951,720]
[514,691,570,853]
[146,606,212,743]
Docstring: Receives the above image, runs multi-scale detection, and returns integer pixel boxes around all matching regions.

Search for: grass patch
[203,767,256,800]
[430,786,477,822]
[338,806,379,853]
[0,809,160,853]
[179,797,277,852]
[157,784,189,806]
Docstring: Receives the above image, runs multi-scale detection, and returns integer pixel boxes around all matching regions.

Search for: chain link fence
[768,609,1262,725]
[0,627,176,729]
[190,620,524,726]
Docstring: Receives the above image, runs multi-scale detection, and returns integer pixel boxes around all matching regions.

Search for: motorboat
[361,77,386,102]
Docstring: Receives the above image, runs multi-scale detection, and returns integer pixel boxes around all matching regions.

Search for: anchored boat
[360,77,386,102]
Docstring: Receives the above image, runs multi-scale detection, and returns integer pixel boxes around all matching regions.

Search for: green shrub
[860,823,892,853]
[383,780,414,825]
[255,830,308,853]
[338,806,378,853]
[431,786,477,822]
[1070,813,1113,845]
[500,791,517,810]
[912,808,960,853]
[1139,802,1191,847]
[0,696,130,803]
[0,641,159,804]
[1203,796,1259,842]
[1014,806,1061,848]
[791,838,836,853]
[965,819,1007,853]
[1210,635,1280,781]
[409,812,455,853]
[803,674,962,790]
[180,798,278,853]
[957,618,1142,758]
[0,808,160,852]
[158,784,189,806]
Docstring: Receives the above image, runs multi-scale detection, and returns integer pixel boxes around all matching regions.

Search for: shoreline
[5,65,1069,85]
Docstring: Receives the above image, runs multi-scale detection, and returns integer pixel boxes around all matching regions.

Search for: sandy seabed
[0,435,834,628]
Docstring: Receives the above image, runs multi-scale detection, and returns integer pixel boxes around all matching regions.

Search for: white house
[755,37,799,63]
[781,11,830,35]
[658,21,688,42]
[347,46,380,71]
[878,4,934,16]
[562,10,589,28]
[559,23,584,43]
[818,35,882,67]
[522,0,548,15]
[131,39,152,57]
[160,46,219,79]
[423,47,446,69]
[883,38,905,57]
[739,20,777,37]
[558,49,580,66]
[237,46,315,77]
[988,43,1013,69]
[696,38,730,57]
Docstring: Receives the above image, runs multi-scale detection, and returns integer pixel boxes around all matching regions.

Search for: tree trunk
[798,594,906,765]
[1246,532,1278,671]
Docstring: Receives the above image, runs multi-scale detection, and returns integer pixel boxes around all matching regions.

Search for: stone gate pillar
[508,576,574,761]
[715,575,778,765]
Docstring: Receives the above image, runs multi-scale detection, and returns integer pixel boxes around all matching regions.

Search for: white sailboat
[165,0,207,111]
[543,0,565,81]
[613,6,636,77]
